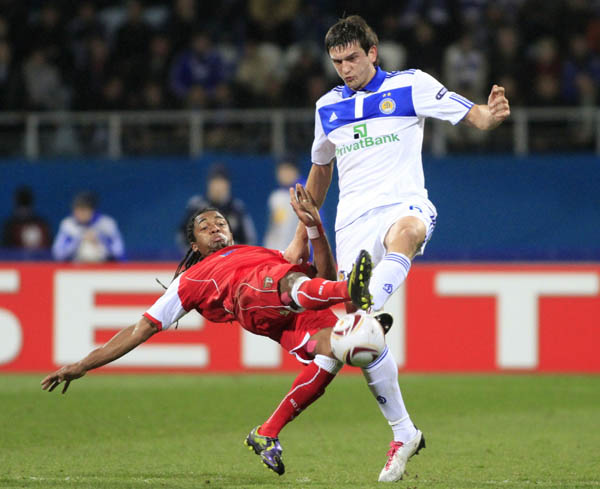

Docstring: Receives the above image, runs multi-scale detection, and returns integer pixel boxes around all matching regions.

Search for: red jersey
[144,245,313,338]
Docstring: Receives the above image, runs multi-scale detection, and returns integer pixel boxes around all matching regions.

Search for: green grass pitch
[1,373,599,488]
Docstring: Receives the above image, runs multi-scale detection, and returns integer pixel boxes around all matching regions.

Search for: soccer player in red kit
[41,184,373,476]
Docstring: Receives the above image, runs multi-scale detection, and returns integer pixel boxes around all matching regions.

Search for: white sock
[362,347,417,443]
[314,354,343,375]
[369,252,411,311]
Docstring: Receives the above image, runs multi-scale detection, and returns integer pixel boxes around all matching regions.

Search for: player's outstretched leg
[378,429,426,482]
[348,249,373,310]
[244,426,285,475]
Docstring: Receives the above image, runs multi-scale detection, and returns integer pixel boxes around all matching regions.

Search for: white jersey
[263,187,299,250]
[311,67,473,231]
[52,212,125,262]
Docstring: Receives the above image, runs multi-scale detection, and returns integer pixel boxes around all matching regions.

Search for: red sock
[258,361,335,438]
[294,278,349,310]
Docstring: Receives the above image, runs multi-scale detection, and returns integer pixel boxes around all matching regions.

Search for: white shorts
[335,197,437,280]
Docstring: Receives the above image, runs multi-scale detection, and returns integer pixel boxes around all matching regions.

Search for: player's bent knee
[386,219,426,257]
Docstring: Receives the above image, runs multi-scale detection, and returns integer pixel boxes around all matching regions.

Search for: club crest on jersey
[263,276,274,289]
[379,97,396,115]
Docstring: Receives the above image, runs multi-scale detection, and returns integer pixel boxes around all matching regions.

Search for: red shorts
[278,308,338,363]
[234,260,337,363]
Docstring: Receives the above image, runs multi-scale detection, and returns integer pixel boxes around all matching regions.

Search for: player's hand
[487,84,510,124]
[41,364,87,394]
[289,183,321,227]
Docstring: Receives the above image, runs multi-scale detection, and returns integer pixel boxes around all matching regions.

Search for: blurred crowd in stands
[1,0,599,113]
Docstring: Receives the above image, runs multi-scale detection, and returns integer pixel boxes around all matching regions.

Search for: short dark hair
[208,163,230,182]
[325,15,379,56]
[72,191,97,210]
[15,186,34,207]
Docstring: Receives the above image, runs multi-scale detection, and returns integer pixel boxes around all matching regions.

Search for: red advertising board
[0,263,598,373]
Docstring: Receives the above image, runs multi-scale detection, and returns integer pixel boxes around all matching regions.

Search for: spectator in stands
[443,31,487,102]
[2,186,52,251]
[73,35,113,110]
[527,37,563,106]
[67,1,105,72]
[165,0,198,54]
[2,1,600,115]
[113,0,152,97]
[489,25,525,106]
[143,33,173,100]
[235,39,284,107]
[113,0,151,66]
[264,157,303,250]
[52,191,125,262]
[169,30,227,106]
[562,34,600,106]
[405,19,442,79]
[0,38,22,109]
[22,47,68,110]
[443,30,489,148]
[177,163,257,252]
[282,42,325,107]
[99,75,127,110]
[27,1,70,74]
[561,33,600,147]
[247,0,300,47]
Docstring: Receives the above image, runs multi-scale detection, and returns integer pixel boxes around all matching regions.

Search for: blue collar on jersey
[342,66,387,98]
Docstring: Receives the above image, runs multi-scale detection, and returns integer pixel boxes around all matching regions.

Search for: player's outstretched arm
[464,84,510,130]
[284,162,334,264]
[289,183,337,281]
[41,317,158,394]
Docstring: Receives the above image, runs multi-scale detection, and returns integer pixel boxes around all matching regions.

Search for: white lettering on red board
[435,272,599,369]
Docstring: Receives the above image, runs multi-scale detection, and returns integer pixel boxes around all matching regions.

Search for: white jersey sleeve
[311,107,336,165]
[143,275,187,331]
[412,70,474,125]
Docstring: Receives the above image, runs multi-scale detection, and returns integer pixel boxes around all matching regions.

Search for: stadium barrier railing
[0,107,598,159]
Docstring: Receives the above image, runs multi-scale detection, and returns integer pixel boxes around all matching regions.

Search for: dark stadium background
[1,0,599,261]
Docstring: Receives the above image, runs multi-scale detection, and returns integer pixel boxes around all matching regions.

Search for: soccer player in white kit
[285,15,510,482]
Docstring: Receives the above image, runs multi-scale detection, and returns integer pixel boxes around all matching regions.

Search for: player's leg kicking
[244,251,373,475]
[336,203,435,482]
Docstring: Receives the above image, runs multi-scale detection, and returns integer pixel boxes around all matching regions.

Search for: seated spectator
[0,38,22,110]
[177,163,257,252]
[168,30,227,106]
[165,0,198,54]
[263,157,303,250]
[22,47,68,110]
[2,186,52,250]
[113,0,152,94]
[236,40,284,106]
[52,191,125,262]
[72,35,113,110]
[67,0,105,72]
[443,31,487,102]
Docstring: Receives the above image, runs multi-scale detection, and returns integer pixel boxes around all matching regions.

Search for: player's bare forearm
[41,317,158,393]
[305,161,334,209]
[464,104,503,130]
[463,84,510,130]
[310,235,338,281]
[289,184,337,280]
[78,318,158,371]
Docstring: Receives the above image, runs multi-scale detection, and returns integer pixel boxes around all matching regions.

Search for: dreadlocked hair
[173,207,223,280]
